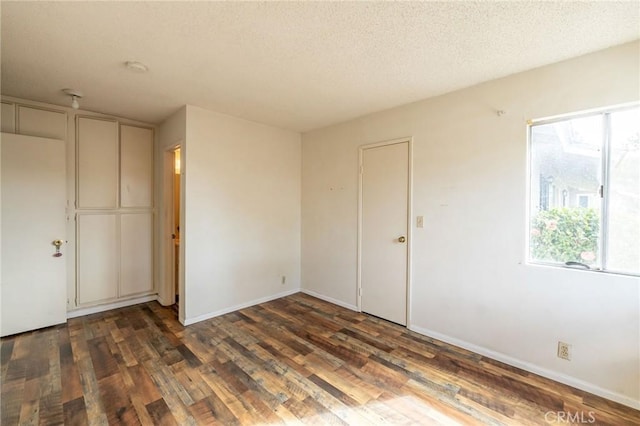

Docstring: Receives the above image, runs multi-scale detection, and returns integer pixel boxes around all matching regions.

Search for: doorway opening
[163,144,183,321]
[172,148,181,308]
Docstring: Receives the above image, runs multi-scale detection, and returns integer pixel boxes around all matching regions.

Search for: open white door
[360,141,409,325]
[1,133,67,336]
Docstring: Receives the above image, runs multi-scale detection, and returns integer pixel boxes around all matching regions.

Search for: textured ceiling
[1,1,639,132]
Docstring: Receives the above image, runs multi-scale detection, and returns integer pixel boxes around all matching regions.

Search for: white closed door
[361,141,409,325]
[1,133,67,336]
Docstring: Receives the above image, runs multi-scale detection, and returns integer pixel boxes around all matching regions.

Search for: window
[577,194,589,208]
[528,105,640,276]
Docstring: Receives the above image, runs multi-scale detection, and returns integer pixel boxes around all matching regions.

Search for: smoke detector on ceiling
[62,88,83,109]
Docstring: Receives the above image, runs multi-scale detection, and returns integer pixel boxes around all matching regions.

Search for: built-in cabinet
[121,125,154,208]
[77,214,118,304]
[17,105,67,140]
[120,213,153,297]
[1,102,15,133]
[2,99,156,311]
[77,118,119,208]
[76,117,154,306]
[1,102,66,138]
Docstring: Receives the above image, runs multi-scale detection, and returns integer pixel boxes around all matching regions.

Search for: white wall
[156,107,186,307]
[301,41,640,407]
[157,107,187,150]
[183,105,301,323]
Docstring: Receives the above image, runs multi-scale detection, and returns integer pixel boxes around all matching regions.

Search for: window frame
[526,103,640,277]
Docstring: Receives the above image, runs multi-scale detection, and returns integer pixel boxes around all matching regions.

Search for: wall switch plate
[417,216,424,228]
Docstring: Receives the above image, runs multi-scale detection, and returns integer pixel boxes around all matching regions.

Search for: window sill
[526,261,640,279]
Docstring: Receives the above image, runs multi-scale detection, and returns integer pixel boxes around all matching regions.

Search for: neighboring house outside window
[528,105,640,276]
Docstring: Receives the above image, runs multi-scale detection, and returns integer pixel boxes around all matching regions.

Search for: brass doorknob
[52,239,65,258]
[398,236,406,243]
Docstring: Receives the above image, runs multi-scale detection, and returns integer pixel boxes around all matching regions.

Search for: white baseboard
[182,289,300,326]
[67,295,158,319]
[301,288,359,311]
[409,324,640,410]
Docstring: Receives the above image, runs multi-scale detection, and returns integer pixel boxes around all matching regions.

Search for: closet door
[77,214,118,305]
[77,117,118,208]
[121,125,153,208]
[1,134,67,336]
[120,213,153,297]
[74,117,154,308]
[17,106,67,140]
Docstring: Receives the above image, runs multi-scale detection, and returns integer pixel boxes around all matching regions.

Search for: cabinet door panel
[77,214,118,305]
[121,125,153,207]
[77,118,118,208]
[120,213,153,297]
[17,106,66,140]
[1,102,15,133]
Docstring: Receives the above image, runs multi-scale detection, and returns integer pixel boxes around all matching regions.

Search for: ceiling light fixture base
[62,88,83,109]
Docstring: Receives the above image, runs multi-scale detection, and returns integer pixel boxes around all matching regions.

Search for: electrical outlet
[281,275,286,285]
[557,341,571,360]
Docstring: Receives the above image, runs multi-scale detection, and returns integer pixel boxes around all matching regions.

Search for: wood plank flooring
[2,293,639,425]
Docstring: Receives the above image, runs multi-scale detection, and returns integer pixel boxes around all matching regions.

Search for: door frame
[161,142,184,322]
[357,137,413,327]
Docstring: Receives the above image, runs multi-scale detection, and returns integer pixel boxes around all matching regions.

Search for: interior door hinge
[358,287,362,296]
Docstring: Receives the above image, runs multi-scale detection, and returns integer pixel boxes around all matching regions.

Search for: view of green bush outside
[530,208,599,265]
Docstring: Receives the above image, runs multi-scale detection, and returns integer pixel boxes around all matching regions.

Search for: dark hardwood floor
[1,293,638,425]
